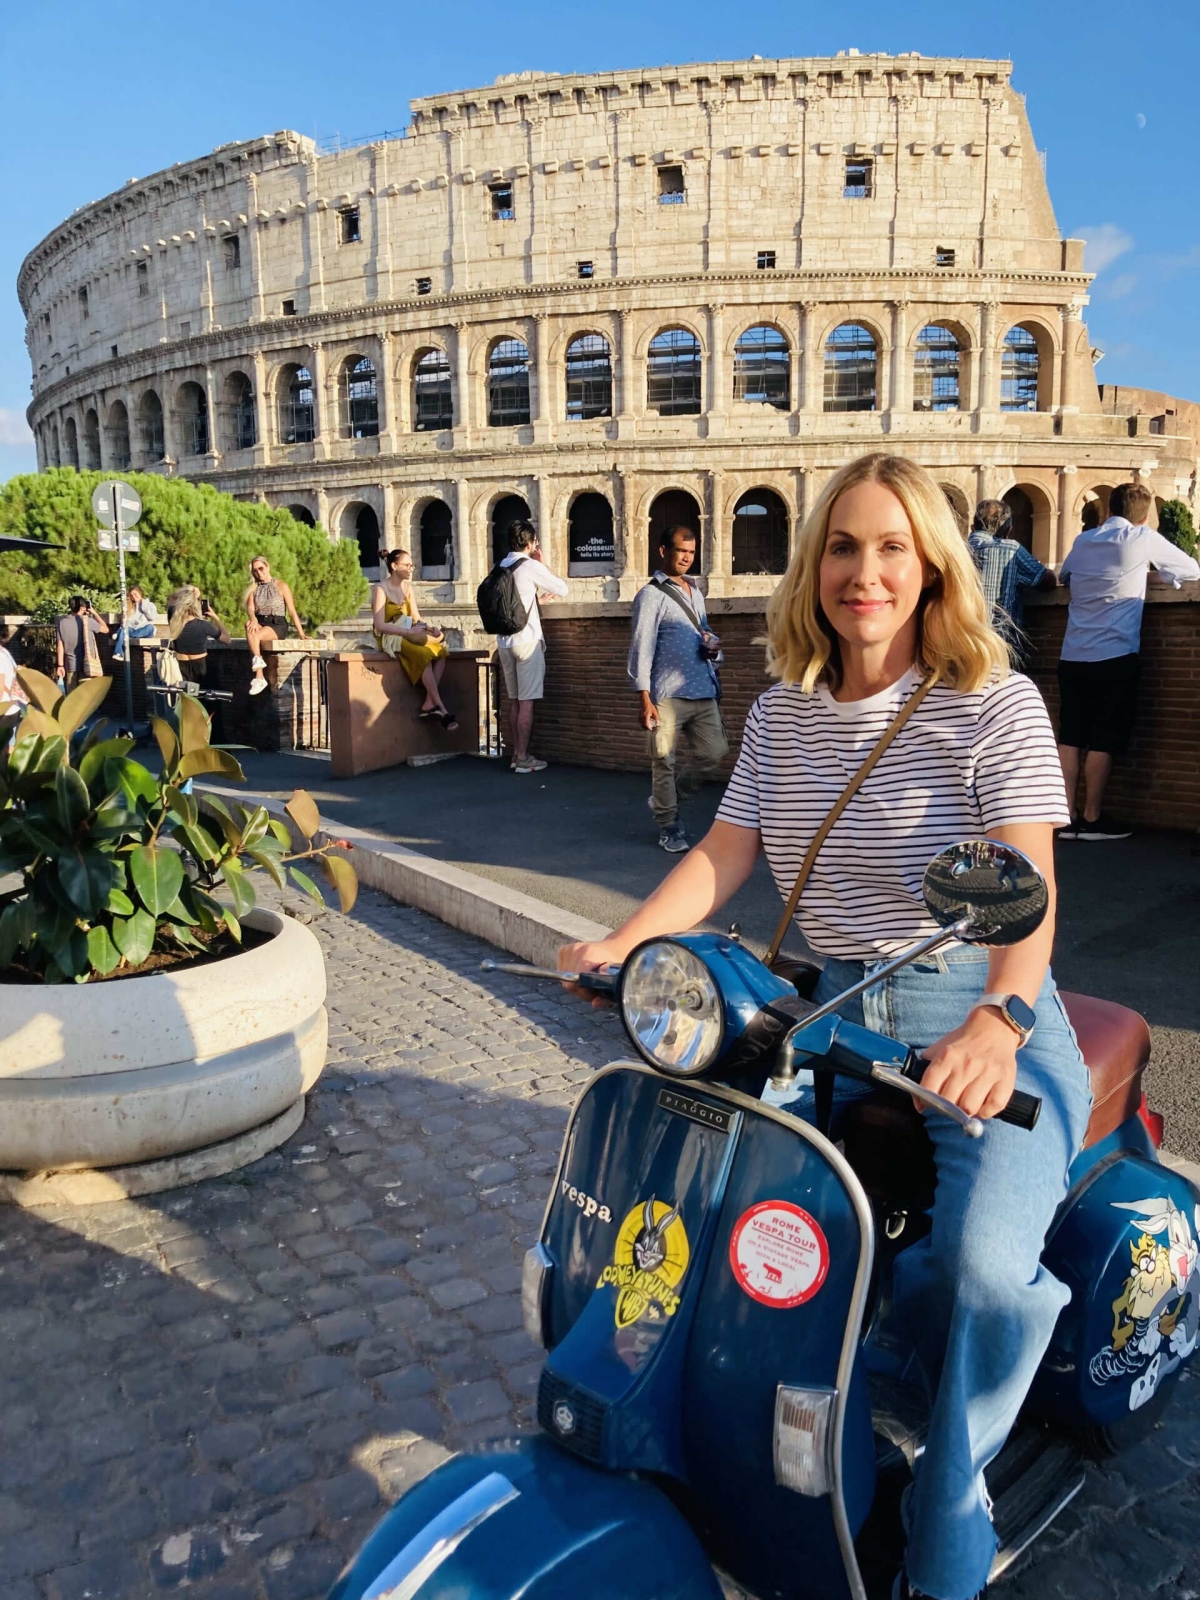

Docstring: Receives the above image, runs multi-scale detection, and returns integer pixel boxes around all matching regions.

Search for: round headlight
[620,940,724,1076]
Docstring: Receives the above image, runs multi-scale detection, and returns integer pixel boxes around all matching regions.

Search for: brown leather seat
[1058,992,1150,1148]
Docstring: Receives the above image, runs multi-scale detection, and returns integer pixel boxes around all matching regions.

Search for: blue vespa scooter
[329,840,1198,1600]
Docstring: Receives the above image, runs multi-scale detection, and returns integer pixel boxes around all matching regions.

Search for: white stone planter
[0,908,327,1174]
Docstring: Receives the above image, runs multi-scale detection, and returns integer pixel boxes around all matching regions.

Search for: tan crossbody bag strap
[764,675,934,968]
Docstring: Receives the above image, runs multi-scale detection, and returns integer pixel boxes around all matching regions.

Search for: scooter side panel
[683,1103,875,1600]
[1031,1151,1200,1427]
[326,1437,724,1600]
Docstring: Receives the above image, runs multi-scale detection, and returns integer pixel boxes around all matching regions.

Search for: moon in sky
[1135,112,1147,129]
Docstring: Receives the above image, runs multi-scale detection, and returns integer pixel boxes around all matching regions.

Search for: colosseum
[18,53,1198,605]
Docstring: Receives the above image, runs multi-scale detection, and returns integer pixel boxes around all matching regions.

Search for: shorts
[1057,652,1140,757]
[497,640,546,702]
[254,612,290,639]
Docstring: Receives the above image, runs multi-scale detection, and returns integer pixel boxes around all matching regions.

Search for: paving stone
[262,1541,346,1600]
[240,1444,318,1495]
[311,1308,374,1350]
[444,1379,512,1425]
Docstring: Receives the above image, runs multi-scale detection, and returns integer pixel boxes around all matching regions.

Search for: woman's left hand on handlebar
[919,1007,1020,1120]
[558,940,621,1008]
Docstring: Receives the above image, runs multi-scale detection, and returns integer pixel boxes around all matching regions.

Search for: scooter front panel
[1033,1151,1200,1428]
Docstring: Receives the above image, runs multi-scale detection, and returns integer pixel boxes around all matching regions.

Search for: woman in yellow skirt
[372,549,459,730]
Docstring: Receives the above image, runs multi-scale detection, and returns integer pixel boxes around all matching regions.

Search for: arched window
[340,356,379,438]
[913,325,961,412]
[1001,326,1040,412]
[177,381,209,455]
[63,416,79,469]
[341,502,381,569]
[278,365,315,444]
[82,409,101,470]
[105,402,131,471]
[138,391,164,463]
[733,325,790,409]
[823,323,877,412]
[647,328,701,416]
[647,489,701,575]
[413,348,453,432]
[50,421,61,468]
[283,504,315,527]
[1002,486,1035,552]
[220,371,256,451]
[487,339,530,427]
[732,489,790,575]
[491,494,531,565]
[568,494,614,569]
[419,500,454,578]
[565,334,612,420]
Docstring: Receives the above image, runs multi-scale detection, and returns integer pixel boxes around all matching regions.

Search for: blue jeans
[113,621,155,656]
[807,947,1092,1600]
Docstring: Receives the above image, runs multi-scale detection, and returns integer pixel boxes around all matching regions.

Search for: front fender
[328,1435,723,1600]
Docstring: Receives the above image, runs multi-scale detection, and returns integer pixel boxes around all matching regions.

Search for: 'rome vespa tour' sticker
[729,1200,829,1308]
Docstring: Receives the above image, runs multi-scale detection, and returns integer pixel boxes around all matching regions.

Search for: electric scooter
[329,840,1198,1600]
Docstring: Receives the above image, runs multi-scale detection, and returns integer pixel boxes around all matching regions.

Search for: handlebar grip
[574,968,618,995]
[908,1057,1042,1132]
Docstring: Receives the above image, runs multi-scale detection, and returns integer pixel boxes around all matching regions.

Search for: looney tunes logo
[598,1198,690,1330]
[1089,1195,1200,1411]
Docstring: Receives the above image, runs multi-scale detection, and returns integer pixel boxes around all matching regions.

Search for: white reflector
[774,1384,836,1496]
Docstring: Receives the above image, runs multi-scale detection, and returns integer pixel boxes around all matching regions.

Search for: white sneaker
[512,756,548,773]
[249,677,269,696]
[250,654,266,670]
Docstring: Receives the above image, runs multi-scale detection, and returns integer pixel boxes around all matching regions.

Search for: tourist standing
[372,548,457,730]
[111,585,159,662]
[243,556,305,696]
[492,520,568,774]
[1057,480,1199,839]
[55,596,109,692]
[967,499,1055,662]
[0,623,28,744]
[628,526,728,853]
[166,586,231,687]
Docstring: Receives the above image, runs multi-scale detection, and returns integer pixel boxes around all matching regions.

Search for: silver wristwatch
[974,991,1036,1047]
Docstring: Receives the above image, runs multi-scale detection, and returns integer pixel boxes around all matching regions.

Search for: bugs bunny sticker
[1089,1195,1200,1411]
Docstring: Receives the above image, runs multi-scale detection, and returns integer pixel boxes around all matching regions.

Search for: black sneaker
[658,824,690,854]
[1056,818,1080,841]
[1077,814,1132,841]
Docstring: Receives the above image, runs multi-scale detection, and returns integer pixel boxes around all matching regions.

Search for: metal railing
[477,655,502,758]
[287,652,330,751]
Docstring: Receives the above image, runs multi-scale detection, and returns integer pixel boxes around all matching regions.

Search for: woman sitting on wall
[372,548,458,731]
[243,555,306,697]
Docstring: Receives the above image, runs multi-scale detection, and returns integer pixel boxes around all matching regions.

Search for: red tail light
[1137,1092,1164,1148]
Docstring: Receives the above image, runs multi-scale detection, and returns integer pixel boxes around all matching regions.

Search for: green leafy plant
[0,469,367,626]
[0,668,358,984]
[1158,499,1198,560]
[27,586,121,624]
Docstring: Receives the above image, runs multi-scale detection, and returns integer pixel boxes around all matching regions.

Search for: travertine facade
[18,53,1197,602]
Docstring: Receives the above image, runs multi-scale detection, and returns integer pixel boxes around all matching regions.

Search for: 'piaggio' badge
[729,1200,829,1308]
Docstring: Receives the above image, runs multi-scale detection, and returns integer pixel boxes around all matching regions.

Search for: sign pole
[111,483,135,735]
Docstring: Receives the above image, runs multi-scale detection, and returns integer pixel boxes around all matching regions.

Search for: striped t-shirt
[715,668,1069,960]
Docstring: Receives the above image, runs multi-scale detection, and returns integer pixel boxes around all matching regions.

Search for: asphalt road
[238,749,1200,1159]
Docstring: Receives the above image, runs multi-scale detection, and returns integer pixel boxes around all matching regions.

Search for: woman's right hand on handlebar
[558,940,623,1007]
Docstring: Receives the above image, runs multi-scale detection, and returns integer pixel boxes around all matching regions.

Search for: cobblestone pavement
[3,885,1199,1600]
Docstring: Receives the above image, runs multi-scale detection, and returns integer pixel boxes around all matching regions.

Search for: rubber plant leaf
[56,678,112,739]
[105,887,135,916]
[222,907,242,943]
[57,848,116,918]
[14,667,62,714]
[177,747,245,782]
[164,785,199,830]
[152,717,180,772]
[103,756,159,807]
[176,694,211,756]
[112,907,155,967]
[53,765,92,833]
[79,737,135,793]
[219,860,256,918]
[287,866,325,906]
[15,707,61,747]
[86,925,121,976]
[129,844,185,916]
[285,790,321,840]
[246,846,286,890]
[320,852,359,915]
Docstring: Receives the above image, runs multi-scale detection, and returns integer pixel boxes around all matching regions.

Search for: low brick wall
[501,587,1200,833]
[326,650,486,778]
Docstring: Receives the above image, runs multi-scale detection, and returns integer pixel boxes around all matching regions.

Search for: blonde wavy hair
[166,585,203,642]
[765,453,1007,693]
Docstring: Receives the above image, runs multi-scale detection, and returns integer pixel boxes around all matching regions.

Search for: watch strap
[975,992,1034,1043]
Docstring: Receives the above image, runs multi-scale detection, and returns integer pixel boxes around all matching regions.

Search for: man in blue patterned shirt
[967,499,1056,662]
[628,527,728,852]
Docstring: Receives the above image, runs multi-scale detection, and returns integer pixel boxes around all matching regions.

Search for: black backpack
[476,557,530,636]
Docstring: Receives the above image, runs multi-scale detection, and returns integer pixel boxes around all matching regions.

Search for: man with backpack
[477,519,568,773]
[628,525,728,852]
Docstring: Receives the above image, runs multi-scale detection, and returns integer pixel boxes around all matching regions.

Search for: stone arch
[567,491,615,571]
[486,337,531,428]
[646,327,703,417]
[276,362,316,445]
[1077,482,1114,530]
[1001,321,1056,413]
[811,308,890,359]
[412,346,453,432]
[138,389,164,464]
[63,415,79,469]
[338,354,379,438]
[221,369,256,452]
[549,323,613,363]
[489,492,532,565]
[914,323,965,412]
[636,317,707,360]
[339,499,382,572]
[282,503,315,527]
[732,487,790,575]
[647,488,702,576]
[82,408,101,470]
[175,380,209,456]
[823,322,879,412]
[105,400,131,470]
[732,324,790,410]
[49,421,61,468]
[564,333,613,421]
[938,483,971,533]
[1002,481,1055,561]
[414,496,454,579]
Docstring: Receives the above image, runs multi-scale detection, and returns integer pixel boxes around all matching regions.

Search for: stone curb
[198,783,612,968]
[0,1099,304,1208]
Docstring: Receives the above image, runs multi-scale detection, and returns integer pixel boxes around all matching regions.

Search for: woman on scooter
[559,451,1091,1600]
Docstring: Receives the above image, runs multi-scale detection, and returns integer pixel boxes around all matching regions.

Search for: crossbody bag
[656,579,722,695]
[764,674,934,982]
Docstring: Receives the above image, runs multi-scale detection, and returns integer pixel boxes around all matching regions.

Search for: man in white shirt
[495,519,568,773]
[1057,480,1199,840]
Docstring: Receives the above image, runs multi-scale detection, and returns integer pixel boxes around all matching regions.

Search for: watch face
[1007,995,1037,1034]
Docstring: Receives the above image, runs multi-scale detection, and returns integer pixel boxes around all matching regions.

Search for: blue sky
[2,0,1197,480]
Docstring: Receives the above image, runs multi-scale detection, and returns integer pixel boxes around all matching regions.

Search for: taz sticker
[597,1198,690,1329]
[729,1200,829,1309]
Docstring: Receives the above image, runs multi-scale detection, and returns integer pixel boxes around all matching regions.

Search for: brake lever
[479,960,619,995]
[870,1062,985,1139]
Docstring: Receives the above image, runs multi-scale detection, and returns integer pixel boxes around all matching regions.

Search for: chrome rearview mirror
[922,840,1048,946]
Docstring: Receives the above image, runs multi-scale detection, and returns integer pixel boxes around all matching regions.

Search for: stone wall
[496,588,1200,833]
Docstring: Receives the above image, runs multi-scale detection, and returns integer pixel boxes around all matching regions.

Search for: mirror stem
[788,919,972,1037]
